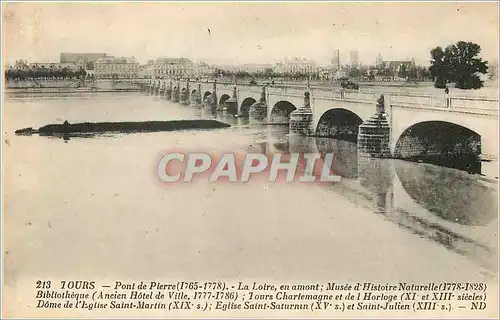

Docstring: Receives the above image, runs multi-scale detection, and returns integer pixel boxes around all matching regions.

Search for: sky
[2,2,499,66]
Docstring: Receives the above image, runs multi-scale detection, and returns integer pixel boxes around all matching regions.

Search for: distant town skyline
[3,2,499,67]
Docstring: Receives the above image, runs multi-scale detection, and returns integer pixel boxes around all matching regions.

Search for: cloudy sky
[2,2,499,66]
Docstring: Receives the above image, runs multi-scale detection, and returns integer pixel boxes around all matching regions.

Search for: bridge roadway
[138,79,499,175]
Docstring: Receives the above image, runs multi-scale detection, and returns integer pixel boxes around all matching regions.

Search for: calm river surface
[3,92,498,290]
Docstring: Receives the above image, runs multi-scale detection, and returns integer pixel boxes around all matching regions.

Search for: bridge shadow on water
[249,126,498,272]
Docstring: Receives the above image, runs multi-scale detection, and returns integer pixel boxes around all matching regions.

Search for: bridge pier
[165,81,172,100]
[289,91,314,135]
[181,79,190,105]
[249,86,268,123]
[202,81,218,113]
[147,81,153,94]
[212,81,219,112]
[159,81,165,96]
[195,83,202,106]
[154,80,160,95]
[172,81,180,103]
[357,94,391,158]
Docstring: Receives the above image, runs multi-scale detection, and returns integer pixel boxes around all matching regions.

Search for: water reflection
[316,137,358,179]
[253,127,496,227]
[394,161,497,226]
[357,157,394,214]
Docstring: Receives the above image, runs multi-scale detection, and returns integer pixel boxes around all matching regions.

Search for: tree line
[213,66,432,82]
[346,65,430,81]
[5,67,88,81]
[212,68,323,81]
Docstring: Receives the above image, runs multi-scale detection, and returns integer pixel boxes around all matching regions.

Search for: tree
[263,68,273,78]
[429,41,488,89]
[378,68,391,79]
[359,65,369,78]
[416,66,429,81]
[429,46,448,88]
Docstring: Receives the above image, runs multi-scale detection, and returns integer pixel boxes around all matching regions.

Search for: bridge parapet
[390,103,499,116]
[266,86,307,98]
[447,97,498,110]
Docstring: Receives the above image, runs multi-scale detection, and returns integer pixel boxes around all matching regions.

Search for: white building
[277,57,319,75]
[94,56,139,79]
[234,64,274,73]
[193,62,215,77]
[148,58,195,79]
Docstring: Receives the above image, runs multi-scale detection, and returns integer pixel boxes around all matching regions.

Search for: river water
[3,92,498,297]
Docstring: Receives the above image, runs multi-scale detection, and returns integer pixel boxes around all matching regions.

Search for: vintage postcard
[2,1,499,318]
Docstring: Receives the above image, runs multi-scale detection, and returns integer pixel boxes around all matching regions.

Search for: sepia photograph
[1,1,499,318]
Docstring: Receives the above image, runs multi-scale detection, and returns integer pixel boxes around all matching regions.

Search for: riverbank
[4,87,142,94]
[4,79,143,93]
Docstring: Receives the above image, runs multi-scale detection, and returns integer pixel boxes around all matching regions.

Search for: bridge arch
[240,97,257,117]
[219,94,230,107]
[203,91,212,100]
[394,121,481,173]
[315,108,363,142]
[270,101,297,124]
